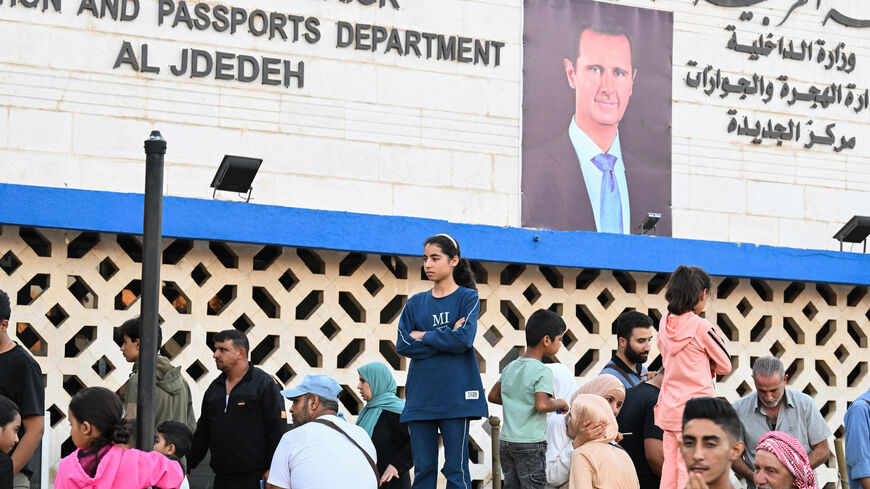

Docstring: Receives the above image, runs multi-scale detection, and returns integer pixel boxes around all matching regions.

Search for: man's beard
[294,404,312,425]
[625,345,648,365]
[756,484,775,489]
[760,392,784,409]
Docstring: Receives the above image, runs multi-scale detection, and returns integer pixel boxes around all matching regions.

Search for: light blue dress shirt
[845,389,870,489]
[568,118,631,234]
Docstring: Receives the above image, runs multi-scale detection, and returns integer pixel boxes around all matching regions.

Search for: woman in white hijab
[566,394,639,489]
[544,364,578,489]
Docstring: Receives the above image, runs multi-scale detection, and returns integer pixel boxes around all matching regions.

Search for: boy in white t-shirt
[154,421,193,489]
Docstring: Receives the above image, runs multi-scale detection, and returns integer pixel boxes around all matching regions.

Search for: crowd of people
[0,233,868,489]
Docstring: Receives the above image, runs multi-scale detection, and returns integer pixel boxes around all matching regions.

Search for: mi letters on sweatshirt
[396,287,488,421]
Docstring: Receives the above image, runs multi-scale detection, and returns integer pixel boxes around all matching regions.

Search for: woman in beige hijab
[576,373,625,417]
[566,394,639,489]
[547,373,627,489]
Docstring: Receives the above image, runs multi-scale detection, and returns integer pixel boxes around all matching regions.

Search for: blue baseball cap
[280,374,343,402]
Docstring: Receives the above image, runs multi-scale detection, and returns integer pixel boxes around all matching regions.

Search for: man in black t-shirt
[616,367,664,489]
[0,289,45,489]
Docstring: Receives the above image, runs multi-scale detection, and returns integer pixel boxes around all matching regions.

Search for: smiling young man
[680,397,745,489]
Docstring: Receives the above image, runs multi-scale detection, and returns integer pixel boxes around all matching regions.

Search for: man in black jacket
[188,329,288,489]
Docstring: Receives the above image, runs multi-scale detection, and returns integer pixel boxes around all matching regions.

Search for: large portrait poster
[522,0,674,236]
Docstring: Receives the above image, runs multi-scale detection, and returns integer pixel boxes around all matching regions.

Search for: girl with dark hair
[654,266,732,489]
[396,234,487,489]
[0,394,21,489]
[55,387,183,489]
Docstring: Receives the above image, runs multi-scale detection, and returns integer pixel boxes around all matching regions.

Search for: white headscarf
[547,363,579,404]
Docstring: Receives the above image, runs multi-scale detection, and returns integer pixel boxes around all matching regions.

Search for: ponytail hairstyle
[664,265,712,315]
[423,234,477,290]
[68,387,131,449]
[0,394,19,427]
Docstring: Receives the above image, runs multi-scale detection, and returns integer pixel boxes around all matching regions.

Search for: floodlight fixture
[638,212,662,235]
[833,215,870,252]
[210,155,262,203]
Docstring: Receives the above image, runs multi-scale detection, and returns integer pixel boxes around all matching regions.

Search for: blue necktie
[591,153,622,233]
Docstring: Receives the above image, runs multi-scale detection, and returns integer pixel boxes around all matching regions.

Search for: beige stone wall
[2,225,867,486]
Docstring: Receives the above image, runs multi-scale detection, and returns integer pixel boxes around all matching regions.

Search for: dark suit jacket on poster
[521,130,672,235]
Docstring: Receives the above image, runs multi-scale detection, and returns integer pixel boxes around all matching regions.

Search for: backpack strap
[605,360,640,388]
[312,418,379,483]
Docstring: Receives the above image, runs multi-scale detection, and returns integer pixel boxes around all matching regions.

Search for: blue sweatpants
[408,418,472,489]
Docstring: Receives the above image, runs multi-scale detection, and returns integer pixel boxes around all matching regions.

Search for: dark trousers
[499,440,547,489]
[212,471,264,489]
[408,418,471,489]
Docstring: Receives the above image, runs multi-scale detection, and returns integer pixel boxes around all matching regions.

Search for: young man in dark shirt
[601,311,656,389]
[617,367,664,489]
[0,289,45,489]
[187,329,288,489]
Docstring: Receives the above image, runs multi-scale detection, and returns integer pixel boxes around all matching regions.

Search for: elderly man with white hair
[752,431,817,489]
[731,357,831,487]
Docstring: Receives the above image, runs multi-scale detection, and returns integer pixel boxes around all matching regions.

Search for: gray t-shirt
[732,388,831,467]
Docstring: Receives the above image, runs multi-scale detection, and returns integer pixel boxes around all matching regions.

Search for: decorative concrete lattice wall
[1,225,867,487]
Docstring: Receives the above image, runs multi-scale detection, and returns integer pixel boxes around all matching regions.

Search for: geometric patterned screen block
[1,225,867,488]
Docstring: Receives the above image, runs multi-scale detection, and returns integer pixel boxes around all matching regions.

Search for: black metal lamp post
[136,130,166,451]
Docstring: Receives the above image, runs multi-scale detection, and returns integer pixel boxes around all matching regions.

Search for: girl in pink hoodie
[654,266,731,489]
[55,387,184,489]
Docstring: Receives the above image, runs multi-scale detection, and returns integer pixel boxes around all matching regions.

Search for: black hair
[157,421,193,459]
[615,311,653,340]
[68,387,131,449]
[682,397,742,442]
[423,234,477,291]
[573,21,635,65]
[525,309,567,347]
[303,394,340,414]
[665,266,712,315]
[124,418,137,447]
[119,316,163,352]
[0,394,20,427]
[213,329,249,357]
[0,289,10,323]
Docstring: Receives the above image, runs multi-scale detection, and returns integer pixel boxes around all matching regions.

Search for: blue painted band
[1,182,868,285]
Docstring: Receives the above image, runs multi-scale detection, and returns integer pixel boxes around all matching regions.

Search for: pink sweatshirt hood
[55,446,183,489]
[659,312,707,357]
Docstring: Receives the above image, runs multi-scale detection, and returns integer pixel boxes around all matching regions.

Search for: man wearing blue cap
[267,374,378,489]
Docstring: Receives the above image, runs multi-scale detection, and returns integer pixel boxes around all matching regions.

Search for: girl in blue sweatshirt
[396,234,488,489]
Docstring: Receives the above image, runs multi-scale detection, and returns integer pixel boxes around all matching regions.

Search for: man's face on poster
[565,29,636,133]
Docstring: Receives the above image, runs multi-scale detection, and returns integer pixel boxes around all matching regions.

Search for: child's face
[422,244,458,283]
[545,333,565,356]
[153,433,174,456]
[120,335,140,363]
[69,413,97,450]
[0,414,21,453]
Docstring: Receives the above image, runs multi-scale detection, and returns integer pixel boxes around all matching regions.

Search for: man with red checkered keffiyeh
[752,431,818,489]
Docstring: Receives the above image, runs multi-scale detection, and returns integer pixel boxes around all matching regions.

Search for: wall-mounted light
[210,155,263,203]
[834,215,870,252]
[638,212,662,236]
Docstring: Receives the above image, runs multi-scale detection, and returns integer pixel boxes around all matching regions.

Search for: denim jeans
[499,440,547,489]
